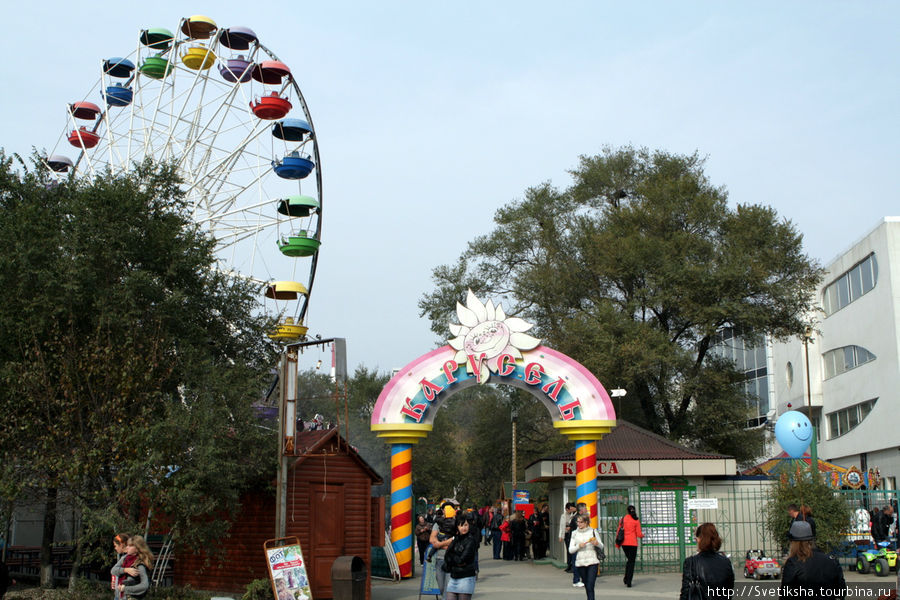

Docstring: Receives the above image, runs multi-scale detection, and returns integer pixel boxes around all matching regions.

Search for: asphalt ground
[373,545,899,600]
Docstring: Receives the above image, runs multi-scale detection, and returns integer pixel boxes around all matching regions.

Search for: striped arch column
[390,443,414,578]
[575,439,599,529]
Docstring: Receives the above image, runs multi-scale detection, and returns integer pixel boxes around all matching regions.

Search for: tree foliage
[419,146,822,464]
[763,465,852,553]
[0,154,277,583]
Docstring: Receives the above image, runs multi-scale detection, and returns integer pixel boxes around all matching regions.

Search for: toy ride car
[855,541,898,576]
[744,550,781,579]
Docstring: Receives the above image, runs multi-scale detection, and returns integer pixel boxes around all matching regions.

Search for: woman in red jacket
[616,505,644,587]
[499,515,513,560]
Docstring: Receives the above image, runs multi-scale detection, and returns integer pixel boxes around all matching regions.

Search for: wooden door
[309,483,344,598]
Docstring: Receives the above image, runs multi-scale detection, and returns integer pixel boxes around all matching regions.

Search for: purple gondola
[220,56,253,83]
[220,26,258,50]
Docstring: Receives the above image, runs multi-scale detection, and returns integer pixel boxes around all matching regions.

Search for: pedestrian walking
[110,533,130,599]
[780,521,846,599]
[430,502,457,599]
[490,507,504,559]
[510,511,527,561]
[616,504,643,587]
[415,514,431,565]
[560,501,576,570]
[679,523,734,600]
[568,503,589,585]
[500,514,513,560]
[111,535,154,600]
[568,513,602,599]
[443,511,479,600]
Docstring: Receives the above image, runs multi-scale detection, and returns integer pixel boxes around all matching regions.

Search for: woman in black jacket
[780,521,845,599]
[680,523,734,600]
[443,512,479,600]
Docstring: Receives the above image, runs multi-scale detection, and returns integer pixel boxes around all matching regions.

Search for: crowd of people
[418,499,643,600]
[415,497,900,600]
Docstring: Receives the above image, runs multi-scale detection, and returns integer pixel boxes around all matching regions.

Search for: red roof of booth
[526,420,731,467]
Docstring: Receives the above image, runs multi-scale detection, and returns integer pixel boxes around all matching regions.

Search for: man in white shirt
[559,502,576,571]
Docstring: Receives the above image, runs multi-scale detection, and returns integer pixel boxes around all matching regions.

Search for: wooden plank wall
[176,441,378,600]
[175,492,275,592]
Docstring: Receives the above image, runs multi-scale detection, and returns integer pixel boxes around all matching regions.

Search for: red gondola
[250,92,292,120]
[70,101,101,120]
[68,127,101,149]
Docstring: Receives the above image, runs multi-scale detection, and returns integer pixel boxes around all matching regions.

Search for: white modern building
[767,217,900,489]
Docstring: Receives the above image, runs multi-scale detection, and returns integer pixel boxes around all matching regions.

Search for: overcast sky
[2,1,897,373]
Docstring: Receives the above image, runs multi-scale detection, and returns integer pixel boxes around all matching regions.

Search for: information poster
[419,545,440,597]
[265,538,313,600]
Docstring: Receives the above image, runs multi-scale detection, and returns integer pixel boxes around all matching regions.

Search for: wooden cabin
[176,429,384,598]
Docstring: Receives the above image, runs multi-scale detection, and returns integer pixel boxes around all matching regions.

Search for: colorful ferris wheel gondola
[181,15,217,40]
[220,26,258,50]
[265,281,310,341]
[103,57,135,78]
[139,27,175,50]
[276,195,321,258]
[67,101,101,149]
[217,25,257,83]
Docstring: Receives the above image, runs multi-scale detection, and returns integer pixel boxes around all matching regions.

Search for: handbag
[592,529,606,561]
[615,517,625,546]
[687,556,704,600]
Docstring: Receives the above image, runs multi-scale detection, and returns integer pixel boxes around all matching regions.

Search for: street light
[511,407,518,490]
[802,328,819,478]
[610,388,627,417]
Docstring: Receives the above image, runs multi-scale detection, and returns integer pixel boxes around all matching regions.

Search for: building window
[710,329,768,423]
[827,399,877,439]
[822,345,876,379]
[823,254,878,316]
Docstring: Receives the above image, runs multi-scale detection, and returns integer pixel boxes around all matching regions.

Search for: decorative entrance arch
[370,292,616,578]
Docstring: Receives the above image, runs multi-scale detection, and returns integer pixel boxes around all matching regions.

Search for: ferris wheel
[45,15,321,341]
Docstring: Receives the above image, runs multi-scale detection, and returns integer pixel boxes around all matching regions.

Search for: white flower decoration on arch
[447,290,542,383]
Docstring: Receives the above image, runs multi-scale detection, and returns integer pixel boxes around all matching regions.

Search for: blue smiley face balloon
[774,410,813,458]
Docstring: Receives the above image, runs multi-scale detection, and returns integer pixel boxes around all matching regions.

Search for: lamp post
[610,388,627,417]
[511,407,518,490]
[803,328,819,478]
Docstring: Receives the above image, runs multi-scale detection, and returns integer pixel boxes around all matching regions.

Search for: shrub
[764,463,852,553]
[242,578,274,600]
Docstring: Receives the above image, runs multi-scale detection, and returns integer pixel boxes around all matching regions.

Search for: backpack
[615,517,625,546]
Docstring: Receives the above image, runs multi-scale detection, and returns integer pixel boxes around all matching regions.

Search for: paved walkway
[373,545,898,600]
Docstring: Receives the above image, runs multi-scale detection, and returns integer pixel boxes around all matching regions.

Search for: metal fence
[594,485,898,576]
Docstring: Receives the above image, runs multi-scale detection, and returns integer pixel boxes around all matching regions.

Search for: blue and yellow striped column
[390,443,413,578]
[575,440,599,529]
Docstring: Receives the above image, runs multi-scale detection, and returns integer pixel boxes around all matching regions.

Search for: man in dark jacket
[490,507,504,559]
[780,521,846,599]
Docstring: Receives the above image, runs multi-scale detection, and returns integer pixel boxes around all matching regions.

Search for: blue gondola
[272,118,313,142]
[103,83,134,107]
[103,57,135,78]
[272,152,315,180]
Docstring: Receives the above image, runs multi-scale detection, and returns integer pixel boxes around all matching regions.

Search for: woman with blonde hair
[111,535,154,599]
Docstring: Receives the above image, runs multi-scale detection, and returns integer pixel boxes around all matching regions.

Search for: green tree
[0,154,277,587]
[420,146,822,463]
[764,464,851,553]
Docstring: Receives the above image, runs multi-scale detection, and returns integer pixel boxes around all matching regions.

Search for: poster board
[264,537,313,600]
[418,545,440,598]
